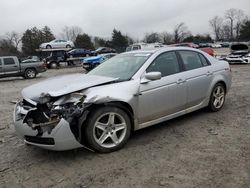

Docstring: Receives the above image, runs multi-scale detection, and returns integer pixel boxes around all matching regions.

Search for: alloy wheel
[25,69,36,78]
[93,112,127,148]
[212,85,225,109]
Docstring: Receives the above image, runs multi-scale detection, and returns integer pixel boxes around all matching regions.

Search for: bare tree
[160,32,173,44]
[173,22,190,43]
[6,31,21,50]
[235,9,245,40]
[225,8,238,40]
[143,32,161,43]
[221,24,231,41]
[60,26,82,42]
[209,16,223,41]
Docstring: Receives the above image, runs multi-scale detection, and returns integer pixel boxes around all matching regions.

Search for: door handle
[176,79,186,84]
[13,65,18,67]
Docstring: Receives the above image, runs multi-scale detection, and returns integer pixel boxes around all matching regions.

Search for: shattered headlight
[49,93,86,120]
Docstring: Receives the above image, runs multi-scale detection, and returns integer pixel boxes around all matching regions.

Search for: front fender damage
[17,94,119,148]
[16,79,138,150]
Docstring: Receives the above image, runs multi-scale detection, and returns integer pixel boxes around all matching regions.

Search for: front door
[138,51,187,125]
[3,57,19,75]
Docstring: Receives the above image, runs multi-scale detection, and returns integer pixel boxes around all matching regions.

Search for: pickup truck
[0,56,47,79]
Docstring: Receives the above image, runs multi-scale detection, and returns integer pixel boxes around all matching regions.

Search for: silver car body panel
[14,47,232,150]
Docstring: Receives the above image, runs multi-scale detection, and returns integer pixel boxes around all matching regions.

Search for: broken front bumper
[13,102,83,151]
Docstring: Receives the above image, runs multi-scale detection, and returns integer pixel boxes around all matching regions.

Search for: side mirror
[141,72,161,84]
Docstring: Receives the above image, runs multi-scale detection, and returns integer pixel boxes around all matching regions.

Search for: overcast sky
[0,0,249,39]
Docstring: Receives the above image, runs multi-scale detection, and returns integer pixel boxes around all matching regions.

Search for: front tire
[46,45,52,49]
[24,68,36,79]
[208,83,226,112]
[85,106,131,153]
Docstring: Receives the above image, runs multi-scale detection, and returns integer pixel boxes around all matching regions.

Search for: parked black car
[45,50,67,68]
[67,48,92,58]
[92,47,116,55]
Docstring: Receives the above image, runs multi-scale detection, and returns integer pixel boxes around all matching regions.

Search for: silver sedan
[14,47,232,152]
[39,39,74,49]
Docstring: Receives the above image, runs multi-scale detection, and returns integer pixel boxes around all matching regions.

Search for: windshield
[88,53,151,81]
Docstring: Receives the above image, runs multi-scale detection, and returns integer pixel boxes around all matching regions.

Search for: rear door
[3,57,19,75]
[138,51,187,124]
[177,50,213,108]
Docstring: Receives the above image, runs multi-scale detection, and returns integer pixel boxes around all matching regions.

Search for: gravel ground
[1,59,250,187]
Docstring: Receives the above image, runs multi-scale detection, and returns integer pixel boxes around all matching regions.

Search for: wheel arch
[46,44,52,48]
[216,80,227,93]
[210,79,227,95]
[24,67,37,73]
[209,73,229,95]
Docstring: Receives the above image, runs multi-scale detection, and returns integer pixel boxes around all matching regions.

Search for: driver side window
[147,51,180,77]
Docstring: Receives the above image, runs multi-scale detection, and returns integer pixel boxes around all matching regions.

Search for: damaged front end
[223,43,250,64]
[14,93,89,150]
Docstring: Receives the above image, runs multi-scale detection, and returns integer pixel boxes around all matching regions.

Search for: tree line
[209,8,250,41]
[0,8,249,56]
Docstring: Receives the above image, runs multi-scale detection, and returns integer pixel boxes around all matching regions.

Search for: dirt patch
[1,65,250,187]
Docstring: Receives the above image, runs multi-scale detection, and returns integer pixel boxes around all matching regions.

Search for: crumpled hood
[231,43,249,54]
[21,74,117,102]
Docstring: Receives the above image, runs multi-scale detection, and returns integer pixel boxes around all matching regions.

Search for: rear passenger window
[199,54,210,66]
[179,51,203,71]
[147,51,180,77]
[3,58,15,65]
[0,59,2,65]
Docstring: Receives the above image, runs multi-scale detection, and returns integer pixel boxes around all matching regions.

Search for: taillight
[43,63,47,69]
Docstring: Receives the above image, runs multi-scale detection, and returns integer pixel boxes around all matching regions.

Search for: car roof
[123,46,203,55]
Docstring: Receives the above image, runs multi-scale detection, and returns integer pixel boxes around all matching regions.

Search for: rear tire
[208,83,226,112]
[85,106,131,153]
[24,69,36,79]
[66,45,71,48]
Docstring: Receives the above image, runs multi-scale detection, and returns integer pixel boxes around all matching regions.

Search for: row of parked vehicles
[1,40,249,79]
[0,45,118,79]
[39,46,116,69]
[31,40,250,72]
